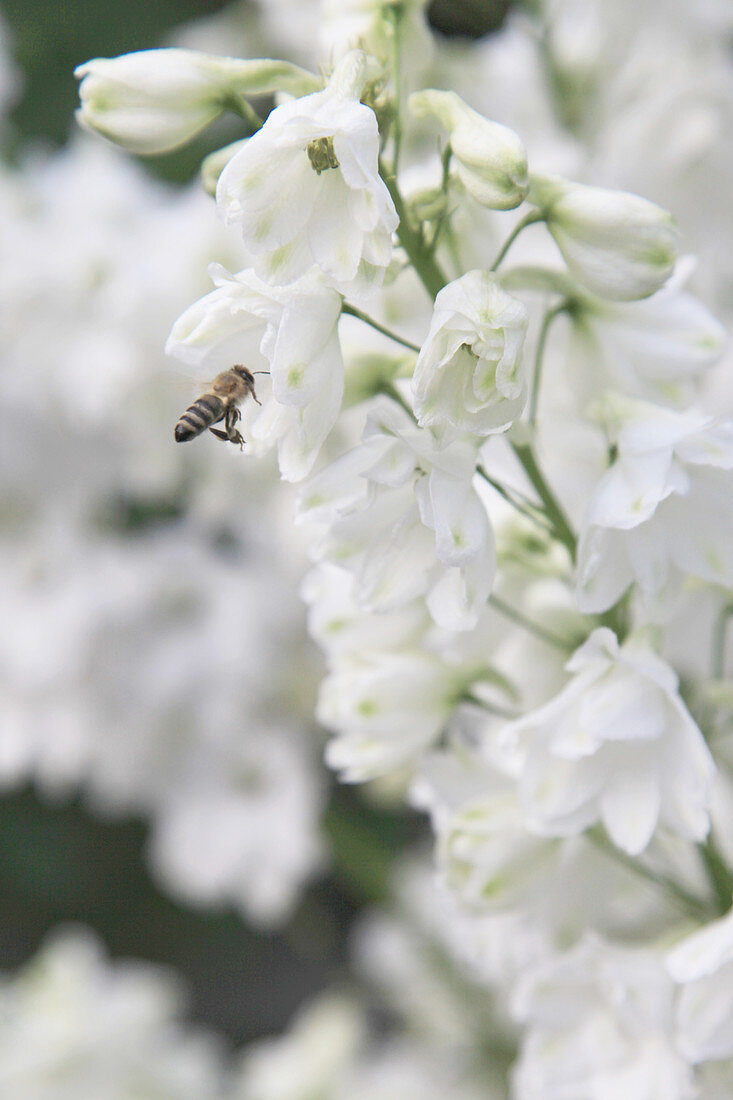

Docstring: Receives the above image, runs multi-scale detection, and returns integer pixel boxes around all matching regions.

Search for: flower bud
[409,89,528,210]
[412,270,528,438]
[75,49,321,155]
[529,174,679,301]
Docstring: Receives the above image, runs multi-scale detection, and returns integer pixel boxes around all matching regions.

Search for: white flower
[500,628,715,855]
[567,264,726,406]
[667,905,733,1062]
[576,395,733,612]
[75,49,319,154]
[165,263,343,481]
[233,995,365,1100]
[413,750,562,911]
[0,929,224,1099]
[302,567,499,780]
[298,396,496,630]
[529,174,679,300]
[511,935,695,1100]
[412,270,528,438]
[415,748,676,941]
[319,650,467,781]
[216,50,398,293]
[302,563,430,659]
[409,89,528,210]
[149,729,324,925]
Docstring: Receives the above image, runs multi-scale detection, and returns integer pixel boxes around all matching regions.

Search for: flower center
[307,136,340,175]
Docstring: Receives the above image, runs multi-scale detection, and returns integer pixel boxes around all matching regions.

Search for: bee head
[231,365,255,384]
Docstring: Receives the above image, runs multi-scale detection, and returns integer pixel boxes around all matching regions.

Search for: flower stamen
[307,136,339,174]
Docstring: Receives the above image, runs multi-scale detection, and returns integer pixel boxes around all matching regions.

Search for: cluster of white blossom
[0,30,324,923]
[4,0,733,1093]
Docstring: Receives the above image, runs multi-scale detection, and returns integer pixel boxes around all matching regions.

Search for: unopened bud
[75,49,320,155]
[529,174,679,301]
[409,89,528,210]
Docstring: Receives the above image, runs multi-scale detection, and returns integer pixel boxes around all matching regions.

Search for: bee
[174,365,263,448]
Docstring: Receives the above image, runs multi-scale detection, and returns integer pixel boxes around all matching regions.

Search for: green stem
[512,443,576,562]
[226,95,264,132]
[700,837,733,915]
[382,169,449,299]
[381,383,414,419]
[341,302,421,353]
[462,692,520,721]
[587,827,713,922]
[712,603,733,680]
[387,7,403,175]
[529,303,567,427]
[488,594,572,652]
[490,209,544,272]
[476,465,553,532]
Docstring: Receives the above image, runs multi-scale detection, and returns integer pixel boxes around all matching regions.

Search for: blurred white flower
[667,905,733,1062]
[166,263,344,481]
[566,264,726,407]
[299,396,495,630]
[412,270,528,438]
[75,48,319,154]
[511,934,695,1100]
[217,50,398,293]
[410,89,529,210]
[0,929,224,1100]
[231,994,366,1100]
[320,0,432,70]
[530,174,679,300]
[499,628,715,854]
[576,395,733,612]
[149,727,324,924]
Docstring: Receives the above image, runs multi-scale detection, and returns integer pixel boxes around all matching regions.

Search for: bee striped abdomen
[174,394,225,442]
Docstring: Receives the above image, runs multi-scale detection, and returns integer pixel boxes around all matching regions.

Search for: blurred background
[0,0,513,1049]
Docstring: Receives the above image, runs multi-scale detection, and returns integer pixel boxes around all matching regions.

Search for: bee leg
[208,427,230,443]
[225,405,245,450]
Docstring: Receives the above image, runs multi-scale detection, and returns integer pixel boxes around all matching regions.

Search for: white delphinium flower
[299,396,495,630]
[529,174,679,300]
[75,48,319,154]
[499,628,715,855]
[511,934,695,1100]
[230,987,497,1100]
[409,89,529,210]
[318,648,467,781]
[166,263,343,481]
[667,905,733,1063]
[231,994,366,1100]
[576,394,733,612]
[149,727,324,924]
[566,262,726,406]
[412,270,529,439]
[414,748,561,911]
[0,929,224,1099]
[217,50,398,293]
[303,566,501,781]
[415,748,676,943]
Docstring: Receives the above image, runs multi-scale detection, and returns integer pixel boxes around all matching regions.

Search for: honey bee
[174,365,263,448]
